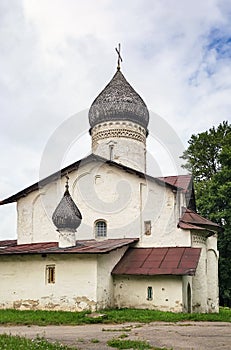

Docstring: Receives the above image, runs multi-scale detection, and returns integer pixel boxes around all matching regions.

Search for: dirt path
[0,322,230,349]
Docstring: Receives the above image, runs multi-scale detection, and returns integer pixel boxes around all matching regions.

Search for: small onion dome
[52,178,82,231]
[89,69,149,131]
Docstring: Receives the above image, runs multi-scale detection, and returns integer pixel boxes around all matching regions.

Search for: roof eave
[0,238,139,256]
[0,154,182,205]
[178,221,219,236]
[111,270,196,277]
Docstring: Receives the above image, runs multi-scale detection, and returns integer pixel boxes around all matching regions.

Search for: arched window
[95,220,107,237]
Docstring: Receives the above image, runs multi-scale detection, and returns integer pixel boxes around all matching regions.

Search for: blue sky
[0,0,231,239]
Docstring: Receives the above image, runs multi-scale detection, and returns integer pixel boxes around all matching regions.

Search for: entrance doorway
[187,283,192,313]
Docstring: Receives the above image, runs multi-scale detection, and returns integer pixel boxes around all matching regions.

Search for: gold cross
[115,43,123,70]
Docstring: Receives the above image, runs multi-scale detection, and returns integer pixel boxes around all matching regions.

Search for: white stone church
[0,59,220,313]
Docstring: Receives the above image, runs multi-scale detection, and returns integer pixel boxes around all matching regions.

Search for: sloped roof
[157,175,192,193]
[0,154,187,205]
[112,247,201,276]
[0,238,138,255]
[0,240,17,247]
[178,208,220,234]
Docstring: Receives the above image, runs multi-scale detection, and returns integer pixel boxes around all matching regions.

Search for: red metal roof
[178,208,220,233]
[157,175,192,192]
[0,238,138,255]
[0,240,17,247]
[178,222,205,230]
[112,247,201,276]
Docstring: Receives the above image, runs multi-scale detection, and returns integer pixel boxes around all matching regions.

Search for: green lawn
[0,307,230,326]
[0,309,230,350]
[107,338,169,349]
[0,334,172,350]
[0,334,77,350]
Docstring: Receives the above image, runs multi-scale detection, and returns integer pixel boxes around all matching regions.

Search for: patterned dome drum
[89,69,149,130]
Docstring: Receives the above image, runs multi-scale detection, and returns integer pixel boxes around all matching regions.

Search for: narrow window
[95,175,101,184]
[144,221,152,235]
[109,145,114,161]
[95,220,107,237]
[147,286,153,300]
[46,265,55,284]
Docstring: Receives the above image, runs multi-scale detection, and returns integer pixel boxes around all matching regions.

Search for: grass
[102,307,231,323]
[119,333,129,338]
[107,338,171,349]
[107,338,152,349]
[0,309,94,326]
[0,307,230,326]
[102,327,132,332]
[0,334,77,350]
[90,338,100,343]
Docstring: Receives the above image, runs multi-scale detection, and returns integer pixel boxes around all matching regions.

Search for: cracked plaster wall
[17,161,190,249]
[113,275,183,312]
[191,231,219,313]
[0,254,97,311]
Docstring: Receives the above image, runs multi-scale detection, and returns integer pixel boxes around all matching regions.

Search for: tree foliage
[181,121,231,306]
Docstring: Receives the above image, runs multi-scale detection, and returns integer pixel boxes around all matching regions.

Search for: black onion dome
[89,69,149,130]
[52,185,82,231]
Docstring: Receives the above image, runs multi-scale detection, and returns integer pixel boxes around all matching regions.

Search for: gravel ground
[0,322,230,350]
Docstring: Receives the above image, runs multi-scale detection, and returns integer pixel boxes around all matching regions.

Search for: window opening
[144,221,152,235]
[95,175,101,184]
[109,145,114,161]
[46,265,55,284]
[147,286,153,300]
[95,220,107,237]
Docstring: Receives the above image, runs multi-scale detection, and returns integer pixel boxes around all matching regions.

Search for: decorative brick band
[92,128,145,143]
[192,234,207,245]
[91,121,146,147]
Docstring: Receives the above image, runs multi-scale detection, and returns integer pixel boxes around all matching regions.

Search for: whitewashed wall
[206,234,219,313]
[17,160,190,248]
[0,247,129,311]
[192,232,208,313]
[91,121,147,172]
[97,247,127,309]
[0,254,97,311]
[113,275,183,312]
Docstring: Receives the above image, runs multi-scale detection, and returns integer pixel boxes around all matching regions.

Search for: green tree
[181,121,231,306]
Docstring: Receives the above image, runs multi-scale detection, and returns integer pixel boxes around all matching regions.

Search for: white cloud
[0,0,230,239]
